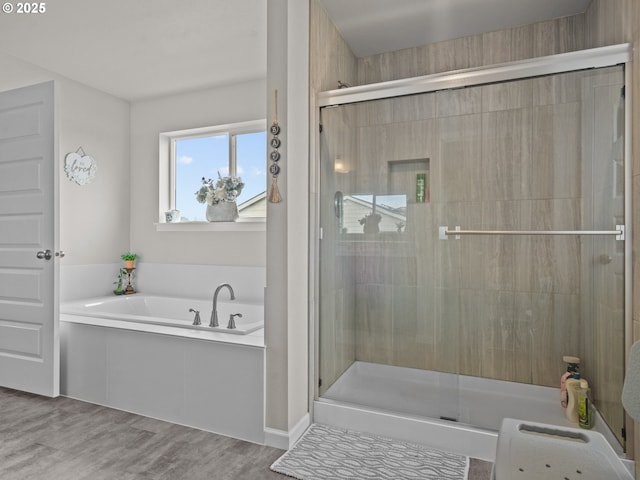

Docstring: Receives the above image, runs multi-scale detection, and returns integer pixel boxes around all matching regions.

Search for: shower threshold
[315,361,624,463]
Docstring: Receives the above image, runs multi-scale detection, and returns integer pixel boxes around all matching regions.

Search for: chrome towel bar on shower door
[439,225,625,241]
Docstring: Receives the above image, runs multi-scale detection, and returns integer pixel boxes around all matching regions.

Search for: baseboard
[264,412,311,449]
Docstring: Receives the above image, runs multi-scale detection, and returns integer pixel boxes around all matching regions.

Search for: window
[160,120,267,223]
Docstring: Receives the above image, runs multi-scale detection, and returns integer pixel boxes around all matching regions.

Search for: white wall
[264,0,310,442]
[0,53,130,268]
[0,54,267,294]
[129,80,267,266]
[285,0,310,433]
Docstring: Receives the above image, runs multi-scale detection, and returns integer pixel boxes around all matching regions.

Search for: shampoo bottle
[578,379,593,429]
[416,173,426,203]
[565,372,581,423]
[561,355,580,408]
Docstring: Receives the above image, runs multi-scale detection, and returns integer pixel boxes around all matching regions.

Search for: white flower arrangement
[195,173,244,206]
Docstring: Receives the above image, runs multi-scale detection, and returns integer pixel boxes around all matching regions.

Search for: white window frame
[158,119,266,231]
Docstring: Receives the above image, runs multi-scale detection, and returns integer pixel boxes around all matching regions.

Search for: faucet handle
[189,308,201,325]
[227,313,243,329]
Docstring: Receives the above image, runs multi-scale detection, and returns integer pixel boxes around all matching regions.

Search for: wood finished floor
[0,387,493,479]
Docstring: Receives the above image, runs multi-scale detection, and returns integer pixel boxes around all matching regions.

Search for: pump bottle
[561,355,580,408]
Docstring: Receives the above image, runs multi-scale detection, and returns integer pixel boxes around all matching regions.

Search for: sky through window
[175,131,266,221]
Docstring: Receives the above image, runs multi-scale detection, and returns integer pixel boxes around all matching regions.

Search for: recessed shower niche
[388,157,430,204]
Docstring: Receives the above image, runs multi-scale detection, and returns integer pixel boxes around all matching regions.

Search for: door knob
[36,250,53,260]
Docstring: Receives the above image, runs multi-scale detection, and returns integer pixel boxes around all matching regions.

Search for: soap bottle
[565,372,581,423]
[561,356,580,408]
[416,173,426,203]
[578,379,593,429]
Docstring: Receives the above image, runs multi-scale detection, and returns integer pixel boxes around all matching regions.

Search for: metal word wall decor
[64,146,97,185]
[268,89,282,203]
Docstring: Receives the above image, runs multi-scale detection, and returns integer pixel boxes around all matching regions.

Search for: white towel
[622,341,640,422]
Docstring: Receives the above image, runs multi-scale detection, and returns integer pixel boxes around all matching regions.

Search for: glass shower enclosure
[315,45,630,451]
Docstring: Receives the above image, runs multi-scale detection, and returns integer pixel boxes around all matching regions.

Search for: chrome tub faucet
[210,283,235,327]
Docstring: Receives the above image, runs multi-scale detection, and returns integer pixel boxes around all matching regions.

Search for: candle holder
[124,267,136,294]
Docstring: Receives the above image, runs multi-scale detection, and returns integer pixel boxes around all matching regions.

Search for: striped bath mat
[270,423,469,480]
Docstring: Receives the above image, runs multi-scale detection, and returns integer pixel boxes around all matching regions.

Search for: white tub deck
[61,294,264,337]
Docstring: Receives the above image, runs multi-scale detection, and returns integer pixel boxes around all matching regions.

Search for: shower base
[315,361,624,462]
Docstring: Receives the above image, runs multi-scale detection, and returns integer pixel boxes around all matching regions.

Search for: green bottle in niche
[416,173,426,203]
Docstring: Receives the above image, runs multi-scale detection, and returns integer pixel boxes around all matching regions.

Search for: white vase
[206,201,239,222]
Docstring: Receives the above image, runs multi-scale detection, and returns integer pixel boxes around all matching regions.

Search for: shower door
[434,67,626,442]
[318,95,461,422]
[316,60,627,447]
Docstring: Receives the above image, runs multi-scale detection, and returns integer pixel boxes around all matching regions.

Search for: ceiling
[0,0,591,102]
[0,0,267,101]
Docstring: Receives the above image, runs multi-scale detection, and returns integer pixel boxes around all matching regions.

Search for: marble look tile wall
[318,106,358,396]
[578,63,627,446]
[323,67,624,398]
[343,15,598,397]
[310,0,359,396]
[309,0,357,94]
[357,16,585,85]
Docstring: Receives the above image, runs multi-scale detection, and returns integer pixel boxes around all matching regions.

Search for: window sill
[156,218,266,232]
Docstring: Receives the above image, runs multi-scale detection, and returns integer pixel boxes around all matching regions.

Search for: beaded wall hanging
[268,90,283,203]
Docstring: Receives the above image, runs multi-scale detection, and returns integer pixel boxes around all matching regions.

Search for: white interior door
[0,81,59,397]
